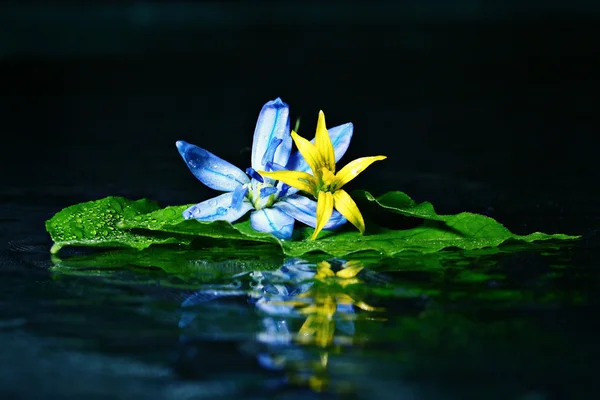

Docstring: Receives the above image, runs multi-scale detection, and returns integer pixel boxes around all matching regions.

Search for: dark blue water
[2,3,600,399]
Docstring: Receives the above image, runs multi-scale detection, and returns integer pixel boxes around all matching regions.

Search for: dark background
[1,1,598,236]
[0,3,599,398]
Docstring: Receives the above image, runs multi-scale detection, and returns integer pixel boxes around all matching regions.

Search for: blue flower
[176,98,353,239]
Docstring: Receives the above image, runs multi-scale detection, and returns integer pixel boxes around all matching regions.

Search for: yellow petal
[298,315,318,336]
[315,111,336,172]
[312,191,334,240]
[333,155,386,189]
[257,170,316,196]
[336,260,364,278]
[332,189,365,233]
[316,261,335,279]
[291,130,322,175]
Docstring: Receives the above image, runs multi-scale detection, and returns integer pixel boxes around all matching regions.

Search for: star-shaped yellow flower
[259,111,386,239]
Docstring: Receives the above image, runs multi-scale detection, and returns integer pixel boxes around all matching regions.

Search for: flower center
[245,181,279,210]
[317,167,337,193]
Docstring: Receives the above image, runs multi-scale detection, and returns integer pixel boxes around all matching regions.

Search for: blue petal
[176,140,249,191]
[273,194,347,230]
[183,192,253,222]
[251,98,292,171]
[250,207,295,239]
[286,122,354,173]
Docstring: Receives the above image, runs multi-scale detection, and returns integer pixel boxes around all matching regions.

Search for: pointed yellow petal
[299,315,318,336]
[291,130,322,175]
[312,191,334,240]
[332,189,365,234]
[336,260,364,278]
[257,170,316,196]
[333,156,386,189]
[315,111,336,172]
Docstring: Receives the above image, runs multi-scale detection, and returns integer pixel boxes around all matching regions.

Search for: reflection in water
[27,241,600,398]
[179,257,387,394]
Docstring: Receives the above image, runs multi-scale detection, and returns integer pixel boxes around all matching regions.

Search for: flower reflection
[253,258,385,392]
[178,257,386,394]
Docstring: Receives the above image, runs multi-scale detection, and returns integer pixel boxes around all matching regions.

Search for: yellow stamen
[320,167,336,187]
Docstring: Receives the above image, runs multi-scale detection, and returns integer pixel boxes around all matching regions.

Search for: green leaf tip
[45,196,189,254]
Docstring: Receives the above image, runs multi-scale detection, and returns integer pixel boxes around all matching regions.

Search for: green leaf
[45,197,191,254]
[116,192,576,257]
[46,191,579,257]
[278,212,578,257]
[353,190,445,221]
[117,204,280,246]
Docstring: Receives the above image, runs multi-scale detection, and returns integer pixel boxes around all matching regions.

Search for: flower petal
[332,189,365,234]
[336,260,364,278]
[333,155,387,189]
[291,131,323,175]
[176,140,249,191]
[258,170,316,196]
[274,194,346,230]
[251,98,292,171]
[315,111,336,172]
[286,122,354,173]
[313,191,334,240]
[183,192,253,222]
[250,208,295,240]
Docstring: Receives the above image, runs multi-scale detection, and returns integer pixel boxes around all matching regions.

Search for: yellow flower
[258,111,386,239]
